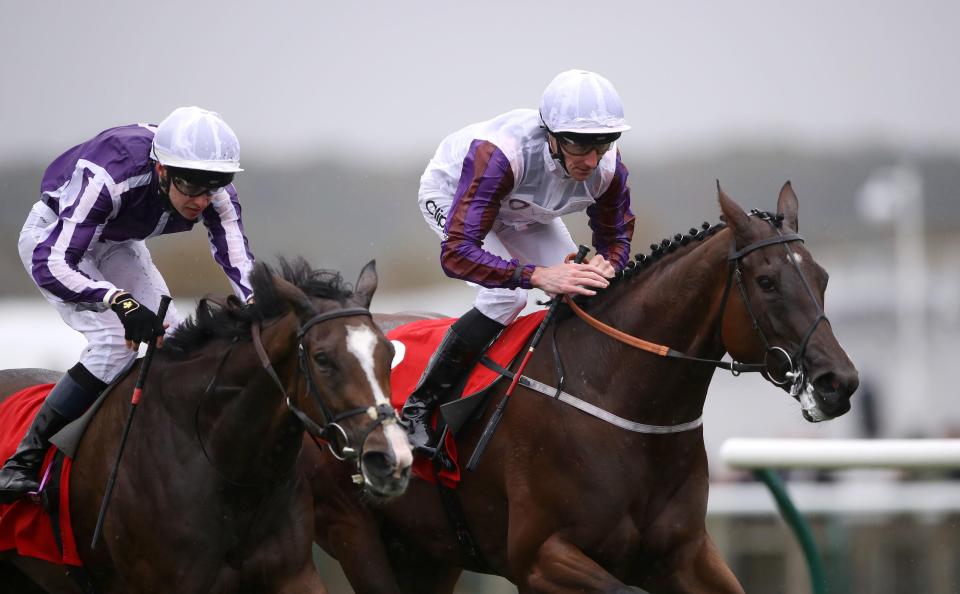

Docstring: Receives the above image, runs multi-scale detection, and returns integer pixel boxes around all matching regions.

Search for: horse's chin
[797,382,832,423]
[361,469,411,501]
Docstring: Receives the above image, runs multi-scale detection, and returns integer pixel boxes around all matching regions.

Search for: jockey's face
[157,164,214,220]
[548,135,603,181]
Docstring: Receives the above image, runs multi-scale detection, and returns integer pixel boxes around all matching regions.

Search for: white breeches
[19,202,184,383]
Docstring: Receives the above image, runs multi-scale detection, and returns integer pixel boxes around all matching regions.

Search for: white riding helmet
[151,106,243,172]
[539,70,630,135]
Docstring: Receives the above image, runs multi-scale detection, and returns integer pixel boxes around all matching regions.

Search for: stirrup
[413,443,439,458]
[417,427,455,472]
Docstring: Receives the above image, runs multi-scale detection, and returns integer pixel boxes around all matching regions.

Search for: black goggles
[167,168,234,197]
[554,132,621,157]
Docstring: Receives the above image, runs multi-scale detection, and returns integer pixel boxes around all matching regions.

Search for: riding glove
[110,292,164,344]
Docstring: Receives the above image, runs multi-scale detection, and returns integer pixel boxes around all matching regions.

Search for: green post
[753,469,828,594]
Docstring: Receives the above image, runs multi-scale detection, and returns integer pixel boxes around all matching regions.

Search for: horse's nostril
[361,451,395,479]
[814,371,855,397]
[814,373,840,393]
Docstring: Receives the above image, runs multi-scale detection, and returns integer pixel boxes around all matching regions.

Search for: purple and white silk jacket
[32,123,255,305]
[418,109,634,290]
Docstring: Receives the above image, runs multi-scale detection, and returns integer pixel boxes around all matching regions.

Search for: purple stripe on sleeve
[202,185,255,299]
[32,174,115,303]
[440,140,525,288]
[587,151,634,271]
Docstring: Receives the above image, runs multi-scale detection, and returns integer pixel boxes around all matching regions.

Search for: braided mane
[607,220,727,287]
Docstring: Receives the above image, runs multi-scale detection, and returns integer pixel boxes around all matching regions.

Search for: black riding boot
[401,308,504,453]
[0,369,99,503]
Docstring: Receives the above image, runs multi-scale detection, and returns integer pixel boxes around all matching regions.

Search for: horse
[0,258,412,593]
[306,183,859,593]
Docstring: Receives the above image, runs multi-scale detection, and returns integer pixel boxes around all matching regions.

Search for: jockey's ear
[353,260,378,309]
[777,181,799,232]
[716,181,755,248]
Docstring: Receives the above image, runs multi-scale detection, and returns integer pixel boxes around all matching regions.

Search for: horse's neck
[574,230,732,425]
[158,328,304,485]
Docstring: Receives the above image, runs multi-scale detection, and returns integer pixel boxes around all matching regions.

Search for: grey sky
[1,0,957,165]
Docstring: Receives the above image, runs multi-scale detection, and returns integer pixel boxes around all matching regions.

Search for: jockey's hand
[588,254,616,279]
[530,262,609,297]
[110,292,165,350]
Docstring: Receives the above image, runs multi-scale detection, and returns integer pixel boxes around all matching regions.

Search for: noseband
[251,307,397,462]
[565,211,828,395]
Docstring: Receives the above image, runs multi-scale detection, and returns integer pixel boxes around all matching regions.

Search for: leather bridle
[251,307,397,461]
[565,211,829,395]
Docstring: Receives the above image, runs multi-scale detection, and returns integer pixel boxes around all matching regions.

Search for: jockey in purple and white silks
[403,70,635,453]
[0,107,255,503]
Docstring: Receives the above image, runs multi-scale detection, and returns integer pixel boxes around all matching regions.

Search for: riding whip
[466,245,590,471]
[91,295,172,549]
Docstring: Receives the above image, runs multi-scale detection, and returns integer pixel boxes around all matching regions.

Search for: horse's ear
[777,181,799,232]
[717,181,754,245]
[272,273,316,321]
[353,260,378,309]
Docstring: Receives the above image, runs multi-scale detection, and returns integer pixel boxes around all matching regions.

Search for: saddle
[388,310,547,487]
[0,384,82,567]
[0,363,133,593]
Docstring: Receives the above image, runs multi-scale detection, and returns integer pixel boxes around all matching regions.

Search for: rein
[563,211,827,396]
[563,296,765,375]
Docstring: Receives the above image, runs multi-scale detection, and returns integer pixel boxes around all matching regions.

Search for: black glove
[110,293,164,344]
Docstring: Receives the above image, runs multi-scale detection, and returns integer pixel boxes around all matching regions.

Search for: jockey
[0,106,256,503]
[403,70,635,452]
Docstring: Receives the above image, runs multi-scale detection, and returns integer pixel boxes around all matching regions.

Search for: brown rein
[563,295,670,357]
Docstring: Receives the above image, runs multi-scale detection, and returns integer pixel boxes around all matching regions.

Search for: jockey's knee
[475,288,528,325]
[79,337,137,385]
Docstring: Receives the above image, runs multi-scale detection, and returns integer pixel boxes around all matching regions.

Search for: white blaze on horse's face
[789,252,804,266]
[345,325,413,468]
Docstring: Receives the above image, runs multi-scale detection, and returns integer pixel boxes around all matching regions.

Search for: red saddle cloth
[388,309,547,488]
[0,384,81,566]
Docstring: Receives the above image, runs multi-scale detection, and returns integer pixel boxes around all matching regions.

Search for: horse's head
[264,260,412,498]
[718,182,859,421]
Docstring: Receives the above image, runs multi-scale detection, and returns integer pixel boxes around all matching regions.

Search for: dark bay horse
[306,183,859,593]
[0,258,412,593]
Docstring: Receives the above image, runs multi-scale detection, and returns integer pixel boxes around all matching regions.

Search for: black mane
[608,220,726,287]
[163,257,355,357]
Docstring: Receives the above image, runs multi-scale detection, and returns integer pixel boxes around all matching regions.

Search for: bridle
[718,211,828,393]
[565,211,829,396]
[251,306,397,462]
[192,304,396,489]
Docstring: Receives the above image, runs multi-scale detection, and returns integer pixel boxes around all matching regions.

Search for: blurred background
[2,1,959,592]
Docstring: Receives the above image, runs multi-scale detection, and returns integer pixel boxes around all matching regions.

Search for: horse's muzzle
[360,450,411,499]
[811,368,859,418]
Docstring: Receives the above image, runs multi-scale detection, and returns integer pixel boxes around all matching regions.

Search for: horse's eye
[757,276,776,292]
[313,351,335,369]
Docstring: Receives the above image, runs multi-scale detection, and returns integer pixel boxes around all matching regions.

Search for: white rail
[720,438,960,470]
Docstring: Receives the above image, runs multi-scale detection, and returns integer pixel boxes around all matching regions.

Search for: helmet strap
[154,163,175,212]
[546,132,571,177]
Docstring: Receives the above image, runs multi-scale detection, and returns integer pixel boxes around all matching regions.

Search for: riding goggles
[172,177,228,197]
[166,166,235,197]
[553,131,621,157]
